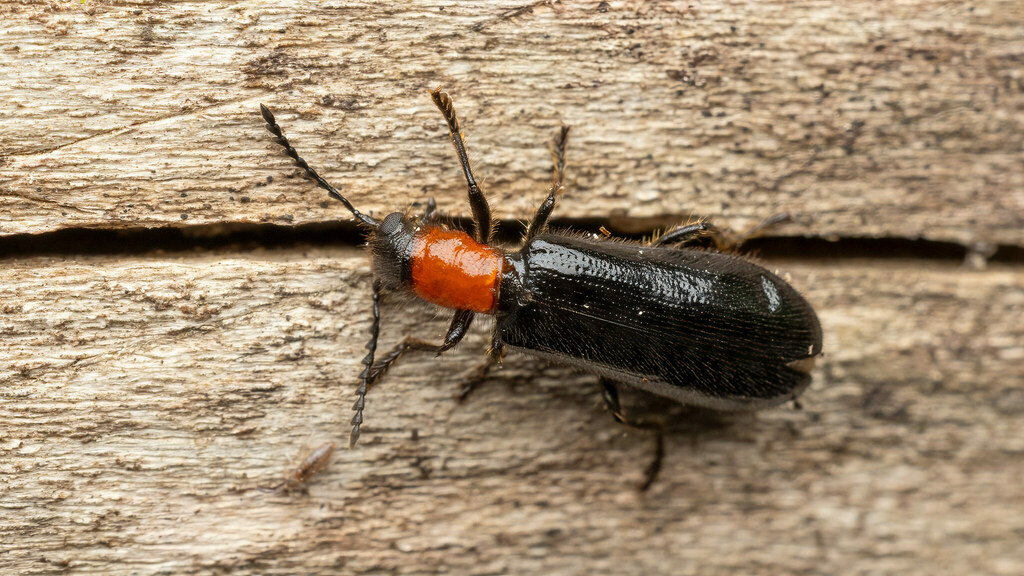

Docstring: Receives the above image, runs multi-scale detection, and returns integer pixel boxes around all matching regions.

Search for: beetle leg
[420,197,437,223]
[653,221,730,250]
[454,343,504,402]
[526,185,561,241]
[350,280,383,448]
[739,212,792,243]
[367,309,475,389]
[526,126,571,241]
[552,125,570,187]
[600,379,665,492]
[600,378,627,423]
[430,89,493,244]
[641,429,665,493]
[656,212,793,250]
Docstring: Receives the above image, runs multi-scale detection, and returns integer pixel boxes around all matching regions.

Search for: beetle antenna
[259,104,378,228]
[350,279,383,448]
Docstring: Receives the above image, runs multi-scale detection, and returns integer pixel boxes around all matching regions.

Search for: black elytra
[259,89,823,489]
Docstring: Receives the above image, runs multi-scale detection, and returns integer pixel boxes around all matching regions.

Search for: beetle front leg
[431,89,493,244]
[601,379,665,492]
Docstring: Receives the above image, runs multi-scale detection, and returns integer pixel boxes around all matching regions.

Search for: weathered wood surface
[2,1,1024,575]
[1,251,1021,575]
[1,1,1022,246]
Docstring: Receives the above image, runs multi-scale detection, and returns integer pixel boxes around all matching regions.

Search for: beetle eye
[380,212,404,235]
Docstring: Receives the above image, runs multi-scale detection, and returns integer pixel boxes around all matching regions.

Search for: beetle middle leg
[601,379,666,492]
[354,308,472,447]
[453,342,505,402]
[367,309,475,389]
[527,125,571,241]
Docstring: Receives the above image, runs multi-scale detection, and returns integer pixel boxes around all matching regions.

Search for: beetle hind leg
[653,221,729,249]
[601,379,665,492]
[655,212,792,251]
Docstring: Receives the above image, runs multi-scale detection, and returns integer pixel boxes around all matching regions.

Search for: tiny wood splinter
[259,89,822,489]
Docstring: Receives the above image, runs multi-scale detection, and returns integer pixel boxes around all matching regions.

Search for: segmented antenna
[259,104,378,228]
[350,279,383,448]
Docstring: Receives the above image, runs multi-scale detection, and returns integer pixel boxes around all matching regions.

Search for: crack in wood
[0,220,1021,264]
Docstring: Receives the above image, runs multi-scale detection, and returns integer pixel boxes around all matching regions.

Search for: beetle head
[369,212,418,290]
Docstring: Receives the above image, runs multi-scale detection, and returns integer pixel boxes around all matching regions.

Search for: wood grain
[2,1,1023,574]
[1,1,1021,245]
[1,249,1021,575]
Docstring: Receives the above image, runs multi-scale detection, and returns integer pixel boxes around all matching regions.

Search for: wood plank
[2,249,1021,574]
[1,1,1022,245]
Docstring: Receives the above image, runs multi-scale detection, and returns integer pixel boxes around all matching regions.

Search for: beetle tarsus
[430,88,493,244]
[601,379,667,491]
[421,197,437,222]
[640,429,665,493]
[454,347,502,403]
[742,212,792,242]
[552,125,570,186]
[526,126,571,241]
[656,211,794,251]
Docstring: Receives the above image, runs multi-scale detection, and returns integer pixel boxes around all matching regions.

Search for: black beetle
[260,89,823,489]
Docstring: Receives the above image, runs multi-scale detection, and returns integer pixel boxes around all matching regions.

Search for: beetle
[259,89,822,488]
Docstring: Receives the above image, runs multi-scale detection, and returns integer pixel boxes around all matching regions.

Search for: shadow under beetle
[259,89,823,489]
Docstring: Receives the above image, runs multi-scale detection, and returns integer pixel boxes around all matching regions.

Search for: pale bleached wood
[2,1,1022,574]
[1,249,1021,575]
[1,1,1022,245]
